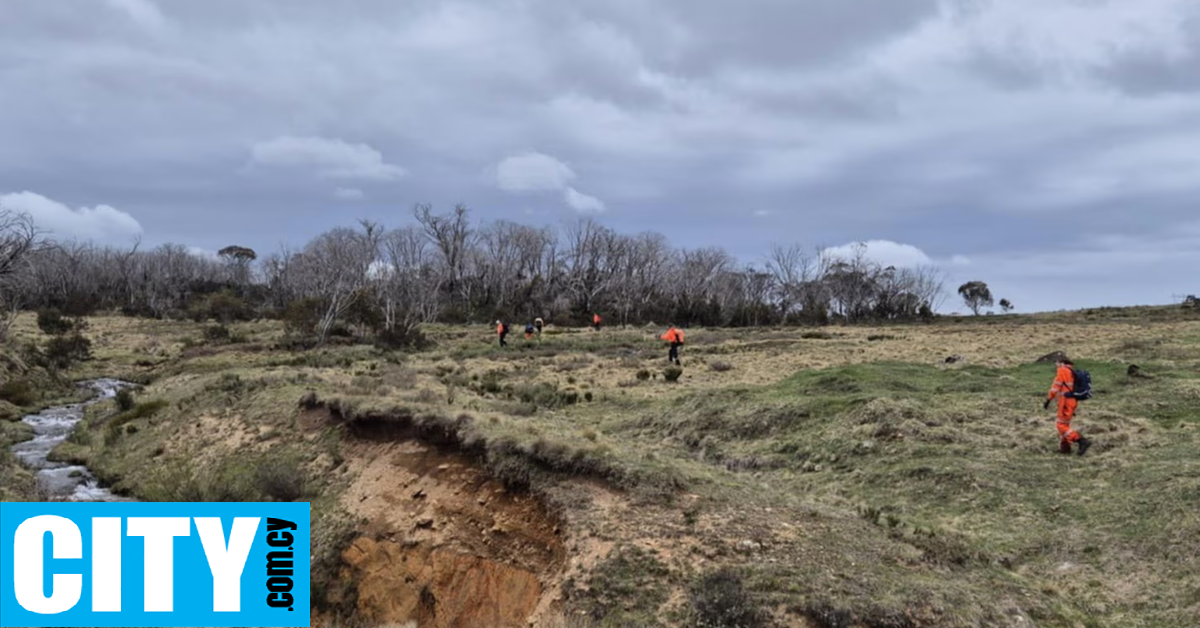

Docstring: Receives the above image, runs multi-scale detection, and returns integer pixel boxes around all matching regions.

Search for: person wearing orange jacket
[592,313,602,331]
[661,325,684,366]
[1044,356,1092,455]
[495,320,509,347]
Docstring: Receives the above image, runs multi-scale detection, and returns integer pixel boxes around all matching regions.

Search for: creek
[10,378,132,501]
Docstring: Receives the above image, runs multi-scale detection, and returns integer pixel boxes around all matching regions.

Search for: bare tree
[1,210,45,338]
[375,226,442,336]
[415,204,476,316]
[285,221,383,343]
[1,210,42,276]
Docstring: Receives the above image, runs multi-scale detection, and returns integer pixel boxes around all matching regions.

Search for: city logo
[1,502,310,627]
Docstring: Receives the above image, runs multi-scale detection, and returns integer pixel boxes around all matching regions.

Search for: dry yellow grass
[7,307,1200,627]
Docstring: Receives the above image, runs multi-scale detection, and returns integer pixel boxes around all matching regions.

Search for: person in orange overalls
[661,325,684,366]
[496,320,509,347]
[593,313,602,331]
[1044,356,1092,455]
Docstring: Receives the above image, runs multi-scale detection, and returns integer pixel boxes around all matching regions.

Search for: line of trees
[2,205,950,346]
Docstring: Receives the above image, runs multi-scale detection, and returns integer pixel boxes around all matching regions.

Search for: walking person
[534,317,544,336]
[661,325,685,366]
[524,322,535,340]
[1044,355,1093,455]
[593,313,602,331]
[496,320,509,347]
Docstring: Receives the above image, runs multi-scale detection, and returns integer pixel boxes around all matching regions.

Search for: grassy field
[2,306,1199,627]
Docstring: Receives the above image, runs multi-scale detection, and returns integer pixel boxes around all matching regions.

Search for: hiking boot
[1077,437,1092,456]
[1059,440,1072,454]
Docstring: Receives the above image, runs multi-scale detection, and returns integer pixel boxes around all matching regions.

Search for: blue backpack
[1068,369,1092,400]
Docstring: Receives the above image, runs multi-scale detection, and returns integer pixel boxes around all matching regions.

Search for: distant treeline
[1,205,946,346]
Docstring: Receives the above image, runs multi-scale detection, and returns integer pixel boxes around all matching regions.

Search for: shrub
[709,361,734,372]
[115,389,135,412]
[0,379,37,406]
[45,333,92,369]
[282,297,325,336]
[867,334,896,342]
[663,367,683,383]
[374,326,430,351]
[636,369,652,381]
[36,309,74,335]
[686,568,767,628]
[201,291,254,324]
[801,331,833,340]
[204,324,231,344]
[253,457,310,502]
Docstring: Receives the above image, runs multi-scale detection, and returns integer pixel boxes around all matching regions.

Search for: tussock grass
[28,309,1200,627]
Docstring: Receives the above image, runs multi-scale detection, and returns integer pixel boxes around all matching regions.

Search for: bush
[45,333,93,369]
[204,324,231,344]
[253,457,310,502]
[115,389,135,412]
[801,331,833,340]
[663,367,683,383]
[374,326,430,351]
[636,369,652,381]
[686,568,767,628]
[37,309,74,335]
[282,297,325,336]
[0,379,37,406]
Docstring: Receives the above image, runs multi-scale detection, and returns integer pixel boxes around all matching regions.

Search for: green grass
[21,309,1200,628]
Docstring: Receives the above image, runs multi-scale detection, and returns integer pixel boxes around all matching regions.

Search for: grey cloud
[2,0,1199,311]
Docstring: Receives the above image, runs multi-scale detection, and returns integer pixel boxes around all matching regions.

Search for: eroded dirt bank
[332,437,567,628]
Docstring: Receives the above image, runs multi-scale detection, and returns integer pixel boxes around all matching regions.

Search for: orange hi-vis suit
[661,327,684,364]
[1048,364,1080,444]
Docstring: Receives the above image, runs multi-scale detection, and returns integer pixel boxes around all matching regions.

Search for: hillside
[2,306,1199,627]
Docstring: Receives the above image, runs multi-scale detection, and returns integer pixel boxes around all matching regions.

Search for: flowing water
[10,378,133,501]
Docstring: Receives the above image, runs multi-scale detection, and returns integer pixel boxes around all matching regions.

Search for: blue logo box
[1,502,310,627]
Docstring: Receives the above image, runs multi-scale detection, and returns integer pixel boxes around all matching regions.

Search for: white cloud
[250,136,407,181]
[823,240,935,268]
[494,151,577,191]
[564,187,606,213]
[0,191,142,244]
[101,0,168,33]
[950,255,972,266]
[495,151,607,213]
[752,209,773,217]
[186,246,218,259]
[334,187,365,201]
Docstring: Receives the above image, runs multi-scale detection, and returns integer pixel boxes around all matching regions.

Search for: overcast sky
[2,0,1198,312]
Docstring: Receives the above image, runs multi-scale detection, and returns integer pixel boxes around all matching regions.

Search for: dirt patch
[336,439,569,628]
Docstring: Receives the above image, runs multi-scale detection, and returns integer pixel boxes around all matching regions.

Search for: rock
[1035,351,1069,364]
[1127,364,1152,379]
[412,488,426,499]
[415,516,434,529]
[437,464,450,471]
[944,355,965,364]
[737,540,763,553]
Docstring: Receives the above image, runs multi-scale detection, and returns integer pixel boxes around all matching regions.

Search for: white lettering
[195,517,260,612]
[126,517,190,612]
[13,515,82,614]
[91,518,122,612]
